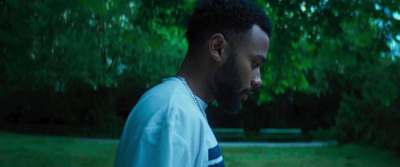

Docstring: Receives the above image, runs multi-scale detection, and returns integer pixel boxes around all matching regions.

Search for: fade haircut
[185,0,273,55]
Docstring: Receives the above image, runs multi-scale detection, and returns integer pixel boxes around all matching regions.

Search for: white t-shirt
[115,77,225,167]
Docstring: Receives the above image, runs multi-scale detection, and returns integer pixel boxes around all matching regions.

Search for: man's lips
[240,88,254,102]
[240,94,248,102]
[243,88,254,95]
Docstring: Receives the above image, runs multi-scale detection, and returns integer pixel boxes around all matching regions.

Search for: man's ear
[209,33,227,63]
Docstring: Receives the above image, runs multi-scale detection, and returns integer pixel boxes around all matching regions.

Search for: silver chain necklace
[176,76,207,118]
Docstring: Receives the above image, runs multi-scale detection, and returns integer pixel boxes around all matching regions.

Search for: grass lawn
[0,132,118,167]
[221,145,400,167]
[1,131,400,167]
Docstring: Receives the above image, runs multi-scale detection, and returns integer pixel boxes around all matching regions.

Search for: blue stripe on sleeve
[208,144,225,167]
[208,144,222,160]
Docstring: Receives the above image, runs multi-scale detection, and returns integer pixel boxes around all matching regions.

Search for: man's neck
[176,56,215,104]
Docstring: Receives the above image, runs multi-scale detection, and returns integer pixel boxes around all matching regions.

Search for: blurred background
[1,0,400,159]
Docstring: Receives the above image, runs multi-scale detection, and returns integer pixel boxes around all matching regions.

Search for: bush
[333,62,400,154]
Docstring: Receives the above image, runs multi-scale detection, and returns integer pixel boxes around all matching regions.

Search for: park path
[218,141,338,147]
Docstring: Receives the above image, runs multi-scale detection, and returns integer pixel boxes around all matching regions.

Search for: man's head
[186,0,272,54]
[185,0,272,113]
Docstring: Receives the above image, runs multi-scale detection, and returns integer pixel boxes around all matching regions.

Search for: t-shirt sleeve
[115,121,190,167]
[137,124,190,167]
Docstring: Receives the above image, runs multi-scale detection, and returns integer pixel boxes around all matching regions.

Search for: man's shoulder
[134,77,195,112]
[142,77,186,101]
[127,77,203,129]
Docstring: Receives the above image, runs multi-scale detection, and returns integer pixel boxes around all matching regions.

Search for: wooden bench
[260,128,302,142]
[212,128,244,141]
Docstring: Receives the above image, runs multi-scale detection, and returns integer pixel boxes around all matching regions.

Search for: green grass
[1,132,400,167]
[222,145,400,167]
[0,132,118,167]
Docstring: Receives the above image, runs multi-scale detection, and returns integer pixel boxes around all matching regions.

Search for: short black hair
[186,0,272,52]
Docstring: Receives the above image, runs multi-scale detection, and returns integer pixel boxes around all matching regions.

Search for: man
[114,0,272,166]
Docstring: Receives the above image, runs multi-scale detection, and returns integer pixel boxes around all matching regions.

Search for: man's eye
[252,62,261,68]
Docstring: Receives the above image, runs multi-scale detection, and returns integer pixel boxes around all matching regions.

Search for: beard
[210,52,244,114]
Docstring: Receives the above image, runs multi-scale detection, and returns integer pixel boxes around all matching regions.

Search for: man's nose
[251,71,262,87]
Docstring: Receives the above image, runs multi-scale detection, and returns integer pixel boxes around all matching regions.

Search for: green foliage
[307,128,335,141]
[246,0,400,154]
[333,59,400,153]
[0,0,191,127]
[255,0,397,103]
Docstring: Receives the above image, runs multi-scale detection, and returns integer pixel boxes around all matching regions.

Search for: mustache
[241,88,254,95]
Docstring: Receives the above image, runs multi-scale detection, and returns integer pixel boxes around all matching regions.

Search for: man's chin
[240,94,249,102]
[216,100,241,115]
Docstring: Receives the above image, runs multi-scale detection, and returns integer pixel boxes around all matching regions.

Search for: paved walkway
[219,141,338,147]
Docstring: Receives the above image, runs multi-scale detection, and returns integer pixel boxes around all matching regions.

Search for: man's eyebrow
[256,54,266,63]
